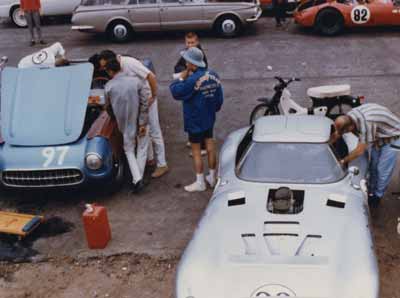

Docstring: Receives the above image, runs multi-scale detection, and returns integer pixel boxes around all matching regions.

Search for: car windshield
[237,142,345,184]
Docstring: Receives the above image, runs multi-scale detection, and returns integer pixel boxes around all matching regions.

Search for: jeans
[25,11,42,41]
[369,139,400,198]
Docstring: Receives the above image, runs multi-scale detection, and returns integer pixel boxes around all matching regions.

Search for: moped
[250,76,364,124]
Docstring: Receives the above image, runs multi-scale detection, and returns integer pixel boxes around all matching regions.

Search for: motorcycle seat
[307,84,351,99]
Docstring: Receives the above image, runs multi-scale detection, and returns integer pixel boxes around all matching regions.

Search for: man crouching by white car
[18,42,68,68]
[333,103,400,208]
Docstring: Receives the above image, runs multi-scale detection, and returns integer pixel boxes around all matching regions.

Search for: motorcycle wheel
[250,104,274,125]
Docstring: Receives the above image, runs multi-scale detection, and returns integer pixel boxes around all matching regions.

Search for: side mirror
[349,166,359,176]
[348,166,360,190]
[0,56,8,64]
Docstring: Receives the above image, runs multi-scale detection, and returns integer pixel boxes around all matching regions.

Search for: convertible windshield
[237,142,345,184]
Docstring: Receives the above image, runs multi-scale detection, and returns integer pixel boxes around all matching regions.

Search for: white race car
[176,115,379,298]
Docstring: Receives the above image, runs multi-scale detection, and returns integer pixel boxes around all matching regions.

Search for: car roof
[252,115,333,143]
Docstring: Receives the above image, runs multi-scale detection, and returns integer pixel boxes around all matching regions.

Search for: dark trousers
[25,11,42,41]
[272,0,286,25]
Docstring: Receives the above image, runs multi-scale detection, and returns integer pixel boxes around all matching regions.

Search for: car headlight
[85,153,103,170]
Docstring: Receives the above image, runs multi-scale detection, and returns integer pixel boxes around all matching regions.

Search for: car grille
[2,169,83,187]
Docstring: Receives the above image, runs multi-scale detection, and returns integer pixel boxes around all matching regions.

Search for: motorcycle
[250,76,364,124]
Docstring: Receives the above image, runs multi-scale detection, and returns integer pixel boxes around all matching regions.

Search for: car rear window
[236,142,345,184]
[81,0,128,5]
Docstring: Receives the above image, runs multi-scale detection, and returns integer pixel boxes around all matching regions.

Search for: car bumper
[71,25,96,32]
[246,7,263,22]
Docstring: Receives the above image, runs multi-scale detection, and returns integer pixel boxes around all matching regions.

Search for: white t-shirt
[119,55,150,80]
[18,42,66,68]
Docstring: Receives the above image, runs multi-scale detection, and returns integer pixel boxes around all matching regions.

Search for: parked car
[294,0,400,35]
[0,63,125,190]
[71,0,262,42]
[176,115,379,298]
[0,0,81,28]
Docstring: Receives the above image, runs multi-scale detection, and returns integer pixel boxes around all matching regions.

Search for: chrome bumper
[71,25,95,31]
[246,7,263,22]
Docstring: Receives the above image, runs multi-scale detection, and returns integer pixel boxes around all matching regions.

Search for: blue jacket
[170,68,223,134]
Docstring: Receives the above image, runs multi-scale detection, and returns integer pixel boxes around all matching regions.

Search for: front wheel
[250,104,275,125]
[215,15,242,37]
[10,6,27,28]
[314,8,344,36]
[105,154,126,195]
[107,21,133,43]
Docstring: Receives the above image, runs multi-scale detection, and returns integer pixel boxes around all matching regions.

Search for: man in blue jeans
[333,103,400,208]
[170,47,223,192]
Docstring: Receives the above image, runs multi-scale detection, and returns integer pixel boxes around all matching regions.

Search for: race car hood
[176,181,379,298]
[1,64,93,146]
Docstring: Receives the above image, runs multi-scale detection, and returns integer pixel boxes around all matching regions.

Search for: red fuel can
[82,204,111,249]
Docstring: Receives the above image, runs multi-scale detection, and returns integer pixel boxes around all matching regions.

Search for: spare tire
[315,8,344,36]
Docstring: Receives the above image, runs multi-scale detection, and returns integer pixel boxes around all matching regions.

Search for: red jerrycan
[82,204,111,249]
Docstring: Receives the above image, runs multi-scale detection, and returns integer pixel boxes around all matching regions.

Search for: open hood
[1,64,93,146]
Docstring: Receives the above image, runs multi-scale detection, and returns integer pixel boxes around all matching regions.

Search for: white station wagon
[0,0,80,27]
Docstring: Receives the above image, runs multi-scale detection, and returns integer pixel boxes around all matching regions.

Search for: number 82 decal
[351,5,371,24]
[42,146,70,168]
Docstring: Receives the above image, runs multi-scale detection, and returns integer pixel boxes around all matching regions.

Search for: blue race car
[0,63,125,189]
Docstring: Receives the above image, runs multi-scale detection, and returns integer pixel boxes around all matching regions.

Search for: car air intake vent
[326,194,346,208]
[228,191,246,207]
[2,169,83,187]
[267,188,304,214]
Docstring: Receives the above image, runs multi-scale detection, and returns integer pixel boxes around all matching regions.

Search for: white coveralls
[105,72,150,184]
[119,56,167,168]
[18,42,65,68]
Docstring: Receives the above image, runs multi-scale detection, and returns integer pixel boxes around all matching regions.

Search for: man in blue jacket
[170,47,223,192]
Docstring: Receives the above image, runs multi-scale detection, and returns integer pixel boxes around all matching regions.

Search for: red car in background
[294,0,400,35]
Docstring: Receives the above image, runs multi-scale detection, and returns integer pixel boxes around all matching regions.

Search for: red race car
[294,0,400,35]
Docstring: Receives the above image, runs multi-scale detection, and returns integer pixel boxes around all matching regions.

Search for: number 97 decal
[351,5,371,24]
[42,146,70,168]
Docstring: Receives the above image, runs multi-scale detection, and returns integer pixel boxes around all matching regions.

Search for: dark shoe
[30,40,36,47]
[368,195,381,209]
[131,180,144,194]
[39,40,47,45]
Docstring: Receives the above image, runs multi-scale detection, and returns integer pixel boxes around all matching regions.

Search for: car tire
[215,15,242,37]
[10,5,27,28]
[106,154,126,194]
[315,8,344,36]
[107,21,133,43]
[250,104,274,125]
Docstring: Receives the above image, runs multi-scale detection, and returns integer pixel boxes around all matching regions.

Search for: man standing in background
[20,0,46,46]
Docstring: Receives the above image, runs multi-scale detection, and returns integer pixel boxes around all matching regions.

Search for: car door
[40,0,81,15]
[128,0,161,31]
[159,0,205,30]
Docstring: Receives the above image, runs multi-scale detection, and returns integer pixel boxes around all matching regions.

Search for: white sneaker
[184,181,206,192]
[189,150,207,157]
[206,174,216,188]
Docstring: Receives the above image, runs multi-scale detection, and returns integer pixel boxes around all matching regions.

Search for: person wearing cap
[18,42,67,68]
[170,47,223,192]
[20,0,46,46]
[332,103,400,208]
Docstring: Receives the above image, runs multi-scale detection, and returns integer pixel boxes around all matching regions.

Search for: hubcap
[113,24,128,39]
[13,8,27,27]
[221,19,236,34]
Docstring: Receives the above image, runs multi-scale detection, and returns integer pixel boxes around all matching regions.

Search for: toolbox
[0,211,43,237]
